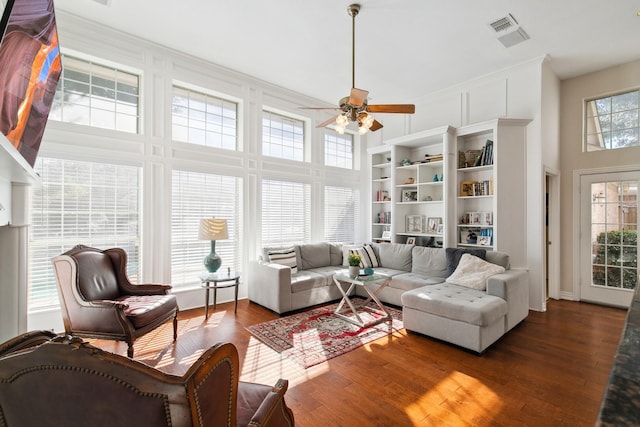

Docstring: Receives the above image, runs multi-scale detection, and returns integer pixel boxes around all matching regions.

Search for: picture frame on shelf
[406,215,423,233]
[427,217,441,233]
[402,190,418,202]
[460,181,475,197]
[436,224,444,235]
[381,230,391,239]
[478,236,491,246]
[406,237,416,245]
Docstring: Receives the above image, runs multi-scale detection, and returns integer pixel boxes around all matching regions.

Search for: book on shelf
[459,179,493,196]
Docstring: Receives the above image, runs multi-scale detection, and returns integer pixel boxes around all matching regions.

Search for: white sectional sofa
[247,242,529,353]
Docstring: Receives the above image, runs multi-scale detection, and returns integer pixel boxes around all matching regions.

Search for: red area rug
[246,300,403,368]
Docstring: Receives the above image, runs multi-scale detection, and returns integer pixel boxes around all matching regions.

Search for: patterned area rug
[246,299,403,368]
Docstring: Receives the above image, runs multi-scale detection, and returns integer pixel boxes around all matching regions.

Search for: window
[325,130,354,169]
[172,86,238,150]
[50,55,140,133]
[262,111,304,161]
[261,179,310,247]
[172,171,242,287]
[30,158,140,310]
[585,89,640,151]
[324,186,360,242]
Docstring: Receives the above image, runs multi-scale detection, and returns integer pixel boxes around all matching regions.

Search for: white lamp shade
[198,218,228,240]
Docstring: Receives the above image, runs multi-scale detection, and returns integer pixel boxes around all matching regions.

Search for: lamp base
[204,240,222,273]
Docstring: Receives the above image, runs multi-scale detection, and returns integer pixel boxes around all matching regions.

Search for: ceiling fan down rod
[348,4,360,89]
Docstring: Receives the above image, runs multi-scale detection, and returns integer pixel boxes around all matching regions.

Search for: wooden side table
[200,271,240,318]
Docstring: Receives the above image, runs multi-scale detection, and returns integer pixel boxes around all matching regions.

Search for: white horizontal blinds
[171,170,242,287]
[30,158,141,310]
[172,86,238,150]
[324,186,360,242]
[262,111,304,161]
[50,55,139,133]
[324,130,354,169]
[261,179,311,247]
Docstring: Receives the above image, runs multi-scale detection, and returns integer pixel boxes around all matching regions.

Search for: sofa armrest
[486,268,529,331]
[247,261,293,313]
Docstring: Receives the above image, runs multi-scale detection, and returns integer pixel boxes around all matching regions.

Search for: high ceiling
[55,0,640,106]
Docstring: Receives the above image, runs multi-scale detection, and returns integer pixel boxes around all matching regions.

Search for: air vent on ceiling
[488,13,529,48]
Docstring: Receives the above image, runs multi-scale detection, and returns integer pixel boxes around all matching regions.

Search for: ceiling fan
[301,4,415,135]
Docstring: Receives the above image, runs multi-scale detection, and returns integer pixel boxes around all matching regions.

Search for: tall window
[172,171,242,287]
[585,89,640,151]
[30,158,140,310]
[50,55,140,133]
[324,186,360,242]
[261,179,310,247]
[262,111,304,161]
[172,86,238,150]
[325,130,354,169]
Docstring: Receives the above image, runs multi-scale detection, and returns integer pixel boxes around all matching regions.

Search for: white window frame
[171,170,243,288]
[584,88,640,152]
[261,107,310,162]
[50,51,142,134]
[324,129,355,169]
[171,82,240,151]
[29,157,142,311]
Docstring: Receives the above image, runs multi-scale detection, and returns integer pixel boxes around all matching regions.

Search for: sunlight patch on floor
[239,336,328,386]
[405,370,504,425]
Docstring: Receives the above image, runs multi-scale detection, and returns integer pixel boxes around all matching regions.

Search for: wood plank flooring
[91,299,627,427]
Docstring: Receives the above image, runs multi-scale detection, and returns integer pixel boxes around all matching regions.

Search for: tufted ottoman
[401,282,508,353]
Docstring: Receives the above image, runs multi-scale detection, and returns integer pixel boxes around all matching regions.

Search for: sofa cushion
[298,242,331,269]
[446,253,505,291]
[401,283,508,327]
[329,242,344,266]
[378,243,413,271]
[291,270,332,293]
[445,247,486,276]
[411,247,447,278]
[268,248,298,274]
[389,272,445,291]
[485,251,510,270]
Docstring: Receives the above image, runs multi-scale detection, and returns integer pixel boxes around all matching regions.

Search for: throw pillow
[349,244,380,268]
[342,243,380,268]
[267,248,298,274]
[445,247,486,277]
[445,253,505,291]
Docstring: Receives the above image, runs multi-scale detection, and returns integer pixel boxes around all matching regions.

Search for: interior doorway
[545,169,560,304]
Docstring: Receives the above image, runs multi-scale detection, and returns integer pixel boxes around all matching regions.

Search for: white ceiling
[55,0,640,106]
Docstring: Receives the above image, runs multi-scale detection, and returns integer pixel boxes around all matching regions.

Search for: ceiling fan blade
[348,88,369,107]
[299,107,341,110]
[369,119,383,132]
[316,115,339,128]
[367,104,416,114]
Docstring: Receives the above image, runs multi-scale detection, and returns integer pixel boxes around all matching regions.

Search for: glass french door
[580,172,638,307]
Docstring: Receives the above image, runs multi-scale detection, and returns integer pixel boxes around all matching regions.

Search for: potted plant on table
[348,253,362,278]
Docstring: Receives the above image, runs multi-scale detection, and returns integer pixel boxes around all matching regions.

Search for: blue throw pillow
[445,247,487,277]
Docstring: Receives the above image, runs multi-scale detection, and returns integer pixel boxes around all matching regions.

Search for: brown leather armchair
[0,332,295,427]
[52,245,179,357]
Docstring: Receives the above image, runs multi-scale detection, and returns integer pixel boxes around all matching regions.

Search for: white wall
[559,59,640,300]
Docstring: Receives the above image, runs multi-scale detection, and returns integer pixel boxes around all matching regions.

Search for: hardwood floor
[91,299,626,427]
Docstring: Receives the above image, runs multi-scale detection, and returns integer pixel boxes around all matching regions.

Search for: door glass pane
[590,181,638,290]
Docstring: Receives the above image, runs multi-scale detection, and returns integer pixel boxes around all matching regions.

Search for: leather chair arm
[246,379,295,427]
[91,300,129,310]
[122,283,172,296]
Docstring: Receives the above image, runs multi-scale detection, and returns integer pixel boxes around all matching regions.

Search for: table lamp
[198,218,228,273]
